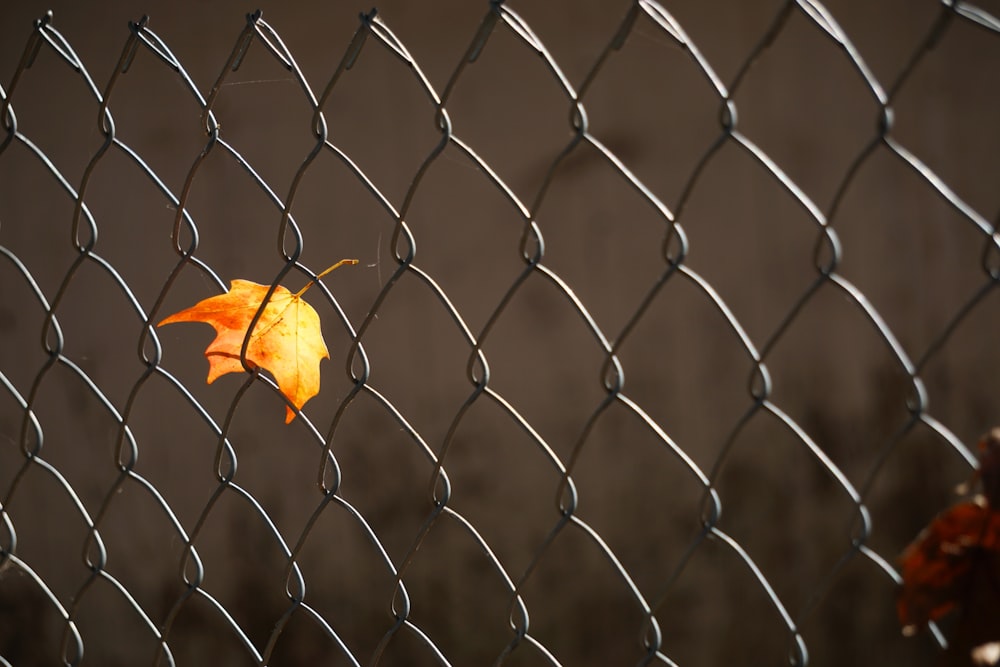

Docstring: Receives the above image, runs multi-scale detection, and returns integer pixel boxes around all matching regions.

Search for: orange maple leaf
[158,260,357,423]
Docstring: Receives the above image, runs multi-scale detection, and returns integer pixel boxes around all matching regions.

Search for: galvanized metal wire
[2,1,999,665]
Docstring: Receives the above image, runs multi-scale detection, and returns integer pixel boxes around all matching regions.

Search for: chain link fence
[2,1,999,665]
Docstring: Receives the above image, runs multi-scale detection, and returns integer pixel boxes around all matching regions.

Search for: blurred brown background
[2,0,1000,665]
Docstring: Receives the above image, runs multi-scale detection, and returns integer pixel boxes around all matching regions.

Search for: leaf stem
[296,259,359,298]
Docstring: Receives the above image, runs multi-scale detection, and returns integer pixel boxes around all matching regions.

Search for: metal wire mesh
[2,1,1000,665]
